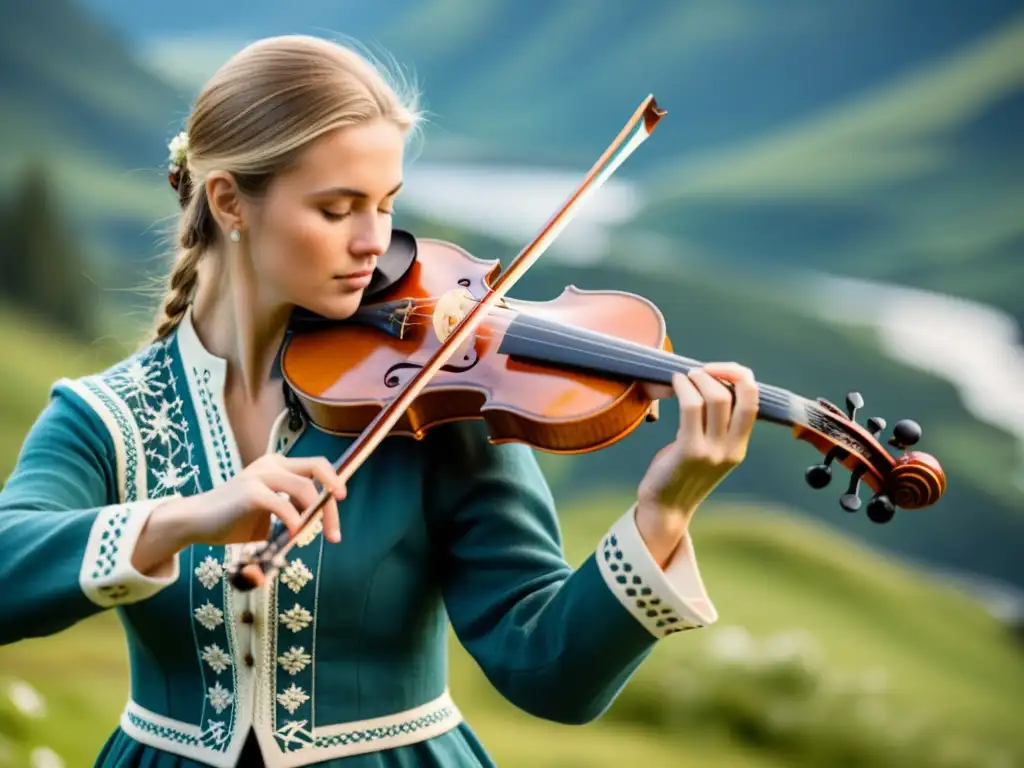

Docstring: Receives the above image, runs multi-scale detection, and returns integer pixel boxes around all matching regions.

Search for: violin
[227,96,946,591]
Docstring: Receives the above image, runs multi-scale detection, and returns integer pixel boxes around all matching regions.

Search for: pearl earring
[229,229,241,242]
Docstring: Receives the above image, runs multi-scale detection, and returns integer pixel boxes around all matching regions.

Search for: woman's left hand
[635,362,759,566]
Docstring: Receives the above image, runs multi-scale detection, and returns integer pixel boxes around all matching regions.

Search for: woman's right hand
[133,454,347,576]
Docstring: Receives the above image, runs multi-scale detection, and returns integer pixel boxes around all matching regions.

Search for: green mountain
[1,0,1021,589]
[0,0,183,284]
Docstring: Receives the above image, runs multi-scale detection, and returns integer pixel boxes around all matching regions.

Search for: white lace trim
[596,504,718,637]
[78,500,181,607]
[120,690,462,768]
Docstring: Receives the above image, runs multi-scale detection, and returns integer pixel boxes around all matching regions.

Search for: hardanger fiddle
[227,95,946,591]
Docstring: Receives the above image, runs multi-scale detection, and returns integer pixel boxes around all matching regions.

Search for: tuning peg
[866,493,895,524]
[845,392,864,420]
[839,465,867,512]
[805,446,845,489]
[866,416,886,438]
[888,419,921,450]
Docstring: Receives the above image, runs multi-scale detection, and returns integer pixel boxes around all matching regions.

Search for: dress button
[241,610,254,624]
[244,652,254,667]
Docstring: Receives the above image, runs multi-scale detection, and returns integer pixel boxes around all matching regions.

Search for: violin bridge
[432,287,476,343]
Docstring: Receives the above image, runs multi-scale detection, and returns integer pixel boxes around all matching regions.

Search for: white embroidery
[201,720,229,749]
[277,647,312,675]
[194,556,224,589]
[201,645,232,674]
[279,604,312,633]
[105,348,202,499]
[279,559,313,593]
[194,602,224,631]
[275,720,315,749]
[295,519,322,548]
[277,684,310,715]
[207,682,233,714]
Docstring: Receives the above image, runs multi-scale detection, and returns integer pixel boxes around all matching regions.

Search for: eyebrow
[310,181,404,199]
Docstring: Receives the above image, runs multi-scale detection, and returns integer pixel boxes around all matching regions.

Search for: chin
[297,294,363,321]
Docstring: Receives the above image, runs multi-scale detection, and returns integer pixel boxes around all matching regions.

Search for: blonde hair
[151,34,421,342]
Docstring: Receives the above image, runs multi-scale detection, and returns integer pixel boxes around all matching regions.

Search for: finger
[671,372,705,447]
[262,471,322,514]
[700,363,759,443]
[321,496,342,544]
[283,457,347,499]
[255,486,305,538]
[687,367,733,442]
[728,374,760,445]
[702,362,755,386]
[284,457,344,543]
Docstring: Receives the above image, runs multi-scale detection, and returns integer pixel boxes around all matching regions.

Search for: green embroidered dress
[0,308,719,767]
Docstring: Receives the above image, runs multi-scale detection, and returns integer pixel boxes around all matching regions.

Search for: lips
[335,269,374,280]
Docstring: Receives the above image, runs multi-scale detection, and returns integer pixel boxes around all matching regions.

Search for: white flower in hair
[168,131,189,171]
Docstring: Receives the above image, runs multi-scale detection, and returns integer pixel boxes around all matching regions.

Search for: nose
[349,212,391,260]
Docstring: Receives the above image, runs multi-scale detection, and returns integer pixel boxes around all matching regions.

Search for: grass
[0,305,1021,767]
[1,500,1021,767]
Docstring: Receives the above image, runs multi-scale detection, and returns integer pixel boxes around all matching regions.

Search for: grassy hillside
[1,500,1021,767]
[0,300,1022,767]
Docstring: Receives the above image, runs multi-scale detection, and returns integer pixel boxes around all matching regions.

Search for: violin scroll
[796,390,945,524]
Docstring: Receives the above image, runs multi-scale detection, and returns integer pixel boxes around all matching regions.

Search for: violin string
[389,300,775,390]
[373,299,816,422]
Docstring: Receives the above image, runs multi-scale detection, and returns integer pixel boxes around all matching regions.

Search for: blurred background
[1,0,1022,765]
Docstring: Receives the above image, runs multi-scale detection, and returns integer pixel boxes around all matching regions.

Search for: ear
[205,171,245,237]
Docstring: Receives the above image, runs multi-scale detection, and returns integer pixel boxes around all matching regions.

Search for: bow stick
[228,95,667,590]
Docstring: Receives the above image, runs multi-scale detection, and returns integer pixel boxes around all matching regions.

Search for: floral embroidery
[194,602,224,631]
[103,342,202,499]
[201,645,232,674]
[279,604,312,633]
[194,556,223,589]
[277,647,312,675]
[277,684,310,715]
[207,682,233,714]
[280,559,313,593]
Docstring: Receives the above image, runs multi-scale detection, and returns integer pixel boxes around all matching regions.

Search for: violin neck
[499,313,808,427]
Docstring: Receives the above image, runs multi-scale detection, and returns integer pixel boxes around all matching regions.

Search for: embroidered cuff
[596,504,718,638]
[79,499,182,607]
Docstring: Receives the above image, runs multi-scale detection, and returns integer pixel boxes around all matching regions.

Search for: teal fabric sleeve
[0,385,179,645]
[424,421,662,725]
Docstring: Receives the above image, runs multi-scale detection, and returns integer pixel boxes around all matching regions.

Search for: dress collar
[172,304,305,463]
[175,303,229,386]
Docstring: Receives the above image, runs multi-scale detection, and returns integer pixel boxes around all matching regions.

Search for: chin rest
[363,228,417,301]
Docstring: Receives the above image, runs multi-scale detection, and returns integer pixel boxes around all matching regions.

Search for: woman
[0,35,758,767]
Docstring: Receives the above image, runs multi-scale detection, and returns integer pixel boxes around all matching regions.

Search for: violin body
[229,95,945,593]
[282,238,667,453]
